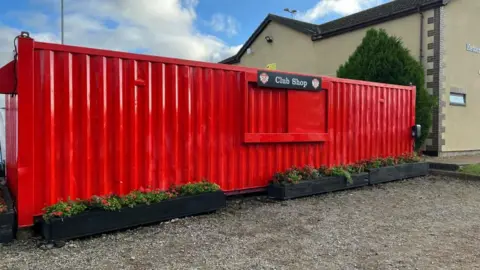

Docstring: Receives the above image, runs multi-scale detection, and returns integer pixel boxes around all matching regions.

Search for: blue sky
[195,0,355,44]
[0,0,390,65]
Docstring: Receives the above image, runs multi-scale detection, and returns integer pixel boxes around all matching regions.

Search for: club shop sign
[257,71,322,91]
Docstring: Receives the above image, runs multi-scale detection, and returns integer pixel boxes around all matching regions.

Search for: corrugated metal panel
[4,37,416,227]
[329,81,414,165]
[5,95,18,196]
[247,86,287,133]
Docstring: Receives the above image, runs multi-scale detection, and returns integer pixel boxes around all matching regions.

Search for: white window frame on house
[449,92,466,106]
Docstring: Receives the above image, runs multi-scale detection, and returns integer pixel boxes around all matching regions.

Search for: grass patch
[458,164,480,175]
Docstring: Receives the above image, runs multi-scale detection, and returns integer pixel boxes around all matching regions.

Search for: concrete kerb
[428,162,461,171]
[427,159,480,180]
[429,169,480,181]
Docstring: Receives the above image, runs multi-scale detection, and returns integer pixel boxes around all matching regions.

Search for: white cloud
[0,25,58,67]
[0,0,241,67]
[298,0,389,23]
[0,27,20,67]
[210,43,243,61]
[5,11,50,31]
[208,13,240,37]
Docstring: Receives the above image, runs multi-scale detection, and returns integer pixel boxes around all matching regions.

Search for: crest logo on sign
[312,78,320,89]
[259,72,269,84]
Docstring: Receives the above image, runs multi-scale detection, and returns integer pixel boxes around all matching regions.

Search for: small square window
[449,93,466,106]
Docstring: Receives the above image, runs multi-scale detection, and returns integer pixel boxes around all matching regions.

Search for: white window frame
[449,92,466,106]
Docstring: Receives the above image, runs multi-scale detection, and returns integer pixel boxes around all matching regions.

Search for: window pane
[450,93,466,105]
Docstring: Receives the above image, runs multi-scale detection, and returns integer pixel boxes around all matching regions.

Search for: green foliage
[365,157,399,168]
[120,189,175,208]
[336,28,435,150]
[174,180,221,196]
[332,167,353,185]
[273,164,355,185]
[365,152,421,168]
[319,166,353,185]
[89,195,123,211]
[396,152,421,164]
[42,199,88,221]
[272,167,303,185]
[367,158,386,169]
[458,164,480,176]
[299,165,321,180]
[346,164,366,174]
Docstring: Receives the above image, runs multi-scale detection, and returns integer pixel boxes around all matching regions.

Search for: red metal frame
[0,61,15,94]
[16,37,35,226]
[242,74,331,144]
[1,36,416,227]
[244,133,329,143]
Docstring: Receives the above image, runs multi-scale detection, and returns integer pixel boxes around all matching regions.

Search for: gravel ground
[2,176,480,270]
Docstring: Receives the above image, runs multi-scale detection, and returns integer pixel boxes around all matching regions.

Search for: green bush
[336,28,435,150]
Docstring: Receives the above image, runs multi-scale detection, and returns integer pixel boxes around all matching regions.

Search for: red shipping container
[0,35,416,227]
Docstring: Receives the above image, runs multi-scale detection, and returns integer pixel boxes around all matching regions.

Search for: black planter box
[268,175,357,200]
[345,172,370,190]
[368,162,429,185]
[39,191,226,241]
[0,182,15,244]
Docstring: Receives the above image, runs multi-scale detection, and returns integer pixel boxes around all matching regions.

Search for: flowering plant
[366,152,421,169]
[121,188,177,208]
[396,152,421,163]
[42,180,221,221]
[271,167,303,185]
[367,157,394,168]
[270,152,422,185]
[174,180,221,196]
[272,164,352,185]
[89,195,122,211]
[346,162,368,174]
[0,196,7,214]
[318,165,353,184]
[42,199,87,220]
[298,165,320,180]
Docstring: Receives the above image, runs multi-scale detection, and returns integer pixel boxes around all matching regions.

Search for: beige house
[221,0,480,157]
